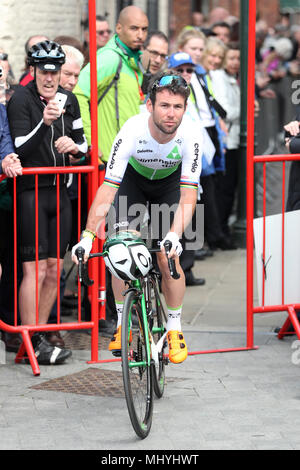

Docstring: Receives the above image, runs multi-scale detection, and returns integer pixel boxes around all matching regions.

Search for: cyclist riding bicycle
[72,71,203,364]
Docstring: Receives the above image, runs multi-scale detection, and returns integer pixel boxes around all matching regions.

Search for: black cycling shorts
[106,164,181,241]
[17,186,72,262]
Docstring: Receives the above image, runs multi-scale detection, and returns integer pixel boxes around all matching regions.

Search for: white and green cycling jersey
[104,113,203,191]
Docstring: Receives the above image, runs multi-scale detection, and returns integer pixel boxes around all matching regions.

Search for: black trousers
[215,148,240,235]
[200,174,224,245]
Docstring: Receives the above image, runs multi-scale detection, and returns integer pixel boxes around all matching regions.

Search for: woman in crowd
[210,42,241,238]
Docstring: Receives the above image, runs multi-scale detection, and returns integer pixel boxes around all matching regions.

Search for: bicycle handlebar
[75,239,180,287]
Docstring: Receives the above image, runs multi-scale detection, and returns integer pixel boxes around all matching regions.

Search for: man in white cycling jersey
[72,72,203,364]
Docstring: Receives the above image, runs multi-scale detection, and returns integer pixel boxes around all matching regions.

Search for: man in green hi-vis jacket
[74,5,149,337]
[74,5,149,164]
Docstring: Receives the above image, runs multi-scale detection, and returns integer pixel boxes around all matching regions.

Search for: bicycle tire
[150,278,167,398]
[121,290,153,439]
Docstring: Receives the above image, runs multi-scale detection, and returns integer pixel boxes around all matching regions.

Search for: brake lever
[163,241,180,280]
[75,247,94,287]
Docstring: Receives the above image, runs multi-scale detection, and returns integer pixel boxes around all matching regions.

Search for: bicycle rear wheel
[121,290,153,439]
[150,279,167,398]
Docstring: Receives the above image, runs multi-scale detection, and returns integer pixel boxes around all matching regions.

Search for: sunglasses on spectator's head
[0,53,8,61]
[96,29,111,36]
[152,74,188,91]
[176,67,194,74]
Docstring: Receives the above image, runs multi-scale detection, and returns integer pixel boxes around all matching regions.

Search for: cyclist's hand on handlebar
[160,232,183,258]
[71,237,93,264]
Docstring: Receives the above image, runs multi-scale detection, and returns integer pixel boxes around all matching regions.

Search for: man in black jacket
[7,41,88,365]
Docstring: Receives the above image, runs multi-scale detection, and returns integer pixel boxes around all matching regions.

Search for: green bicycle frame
[127,279,153,370]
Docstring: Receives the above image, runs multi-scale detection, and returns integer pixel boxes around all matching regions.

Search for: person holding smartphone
[6,40,88,365]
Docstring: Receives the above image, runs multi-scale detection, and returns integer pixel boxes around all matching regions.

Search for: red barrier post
[88,0,100,363]
[246,0,257,349]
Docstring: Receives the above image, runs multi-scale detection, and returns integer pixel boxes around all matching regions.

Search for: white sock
[115,302,124,329]
[166,306,182,332]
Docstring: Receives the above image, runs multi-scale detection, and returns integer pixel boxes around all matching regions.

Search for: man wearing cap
[7,40,88,365]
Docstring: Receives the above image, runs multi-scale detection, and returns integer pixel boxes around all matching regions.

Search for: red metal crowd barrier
[246,0,300,346]
[0,165,106,376]
[0,0,105,375]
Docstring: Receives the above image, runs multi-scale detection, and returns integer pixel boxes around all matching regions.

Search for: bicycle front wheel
[121,290,153,439]
[149,279,167,398]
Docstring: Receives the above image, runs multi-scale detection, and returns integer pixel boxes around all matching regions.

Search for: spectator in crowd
[177,28,206,66]
[0,103,22,351]
[192,11,206,30]
[261,36,293,81]
[47,44,86,346]
[7,40,88,365]
[74,5,149,337]
[59,45,84,93]
[211,22,231,45]
[142,31,168,75]
[0,47,18,105]
[210,42,241,239]
[19,34,49,86]
[178,29,234,252]
[82,15,111,65]
[54,35,85,55]
[208,7,230,26]
[201,37,227,74]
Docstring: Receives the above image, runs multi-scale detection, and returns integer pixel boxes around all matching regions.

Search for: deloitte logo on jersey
[166,146,181,160]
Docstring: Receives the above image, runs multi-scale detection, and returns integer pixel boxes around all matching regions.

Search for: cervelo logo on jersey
[191,143,200,173]
[192,143,200,172]
[109,139,123,170]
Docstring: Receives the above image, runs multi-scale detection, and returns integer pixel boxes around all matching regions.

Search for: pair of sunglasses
[152,75,188,90]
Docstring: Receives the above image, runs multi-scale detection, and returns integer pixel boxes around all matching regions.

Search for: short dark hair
[144,30,168,49]
[148,70,190,106]
[82,15,108,31]
[211,21,231,31]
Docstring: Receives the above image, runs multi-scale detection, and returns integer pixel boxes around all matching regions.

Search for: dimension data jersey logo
[166,146,181,160]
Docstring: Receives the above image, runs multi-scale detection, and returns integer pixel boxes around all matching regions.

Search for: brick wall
[0,0,85,81]
[171,1,193,36]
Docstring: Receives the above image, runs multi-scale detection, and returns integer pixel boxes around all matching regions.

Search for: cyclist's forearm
[170,189,197,238]
[86,184,117,235]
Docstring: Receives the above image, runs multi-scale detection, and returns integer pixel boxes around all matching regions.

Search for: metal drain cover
[31,368,126,398]
[30,367,180,398]
[62,331,110,351]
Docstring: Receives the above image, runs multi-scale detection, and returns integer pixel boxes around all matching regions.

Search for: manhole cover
[62,331,110,350]
[30,368,180,398]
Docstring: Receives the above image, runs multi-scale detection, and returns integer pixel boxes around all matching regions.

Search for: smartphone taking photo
[54,92,68,115]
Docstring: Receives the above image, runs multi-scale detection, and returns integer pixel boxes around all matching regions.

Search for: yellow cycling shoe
[167,330,188,364]
[108,326,132,356]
